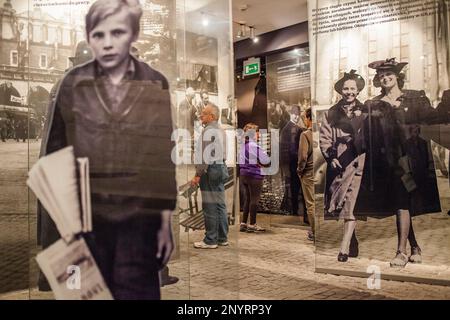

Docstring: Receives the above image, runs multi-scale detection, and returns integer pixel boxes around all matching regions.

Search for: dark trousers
[289,160,304,216]
[92,215,162,300]
[241,175,263,225]
[0,126,6,141]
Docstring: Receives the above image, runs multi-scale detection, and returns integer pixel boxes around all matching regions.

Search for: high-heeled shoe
[409,246,422,263]
[337,252,348,262]
[349,232,359,258]
[390,251,408,268]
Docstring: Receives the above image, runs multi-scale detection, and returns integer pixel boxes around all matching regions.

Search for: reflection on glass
[264,47,311,229]
[311,0,450,283]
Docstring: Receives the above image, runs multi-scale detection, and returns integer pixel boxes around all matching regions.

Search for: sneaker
[247,224,266,232]
[193,241,218,249]
[307,231,314,241]
[218,241,229,246]
[239,223,247,232]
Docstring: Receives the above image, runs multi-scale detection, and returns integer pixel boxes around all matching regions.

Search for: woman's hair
[243,123,259,142]
[243,123,259,132]
[305,108,312,120]
[85,0,142,38]
[334,69,365,94]
[373,71,406,92]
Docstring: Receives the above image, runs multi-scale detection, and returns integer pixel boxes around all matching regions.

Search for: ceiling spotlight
[201,12,209,26]
[249,26,258,43]
[237,24,246,38]
[249,26,255,39]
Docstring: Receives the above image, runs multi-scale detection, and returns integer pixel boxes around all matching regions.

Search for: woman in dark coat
[359,58,441,267]
[319,70,366,262]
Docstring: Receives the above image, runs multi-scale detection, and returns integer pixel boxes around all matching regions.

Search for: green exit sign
[243,58,260,77]
[245,63,259,75]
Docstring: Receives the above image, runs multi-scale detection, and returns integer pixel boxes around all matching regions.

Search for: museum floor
[1,141,450,300]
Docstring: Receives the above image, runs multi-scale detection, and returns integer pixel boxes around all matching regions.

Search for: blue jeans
[200,164,228,245]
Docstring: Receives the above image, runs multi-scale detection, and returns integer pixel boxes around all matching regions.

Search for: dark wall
[233,22,308,61]
[234,22,309,130]
[234,22,310,215]
[235,76,259,126]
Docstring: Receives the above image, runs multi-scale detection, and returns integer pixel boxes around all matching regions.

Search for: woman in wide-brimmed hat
[357,58,441,268]
[319,70,367,262]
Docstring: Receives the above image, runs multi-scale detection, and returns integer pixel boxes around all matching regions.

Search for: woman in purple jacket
[239,123,271,232]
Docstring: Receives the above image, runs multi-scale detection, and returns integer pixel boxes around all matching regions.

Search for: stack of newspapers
[27,146,112,300]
